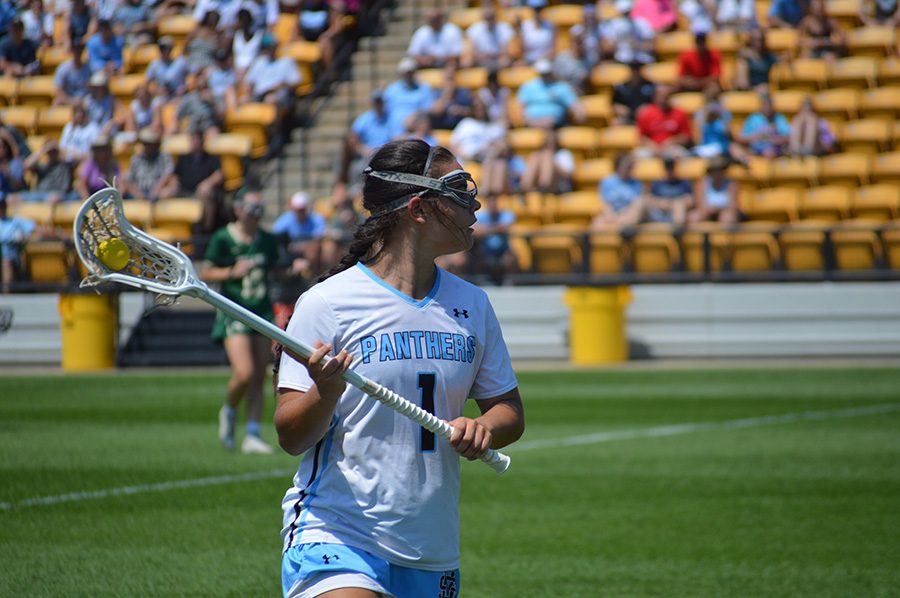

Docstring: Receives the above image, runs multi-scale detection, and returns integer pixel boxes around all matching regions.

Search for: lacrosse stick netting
[73,187,511,474]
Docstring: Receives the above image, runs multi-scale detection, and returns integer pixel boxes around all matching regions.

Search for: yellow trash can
[563,286,632,365]
[58,293,118,371]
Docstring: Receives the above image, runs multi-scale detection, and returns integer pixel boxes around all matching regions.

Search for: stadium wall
[1,283,899,366]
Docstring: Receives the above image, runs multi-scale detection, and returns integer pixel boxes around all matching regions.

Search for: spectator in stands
[739,94,790,157]
[272,191,326,278]
[241,0,279,31]
[0,2,16,44]
[0,131,24,197]
[75,136,120,197]
[465,6,516,71]
[382,56,435,131]
[678,0,714,34]
[404,111,438,146]
[789,97,837,157]
[68,0,95,48]
[407,8,463,69]
[733,29,778,92]
[473,194,518,285]
[647,157,692,227]
[0,198,36,293]
[123,129,174,202]
[298,0,330,41]
[233,8,263,75]
[517,59,585,129]
[688,156,739,224]
[185,9,222,73]
[243,34,302,122]
[59,102,101,163]
[612,62,655,125]
[631,0,678,33]
[520,129,575,195]
[86,19,124,74]
[714,0,756,30]
[429,65,472,131]
[476,69,510,125]
[636,85,693,157]
[799,0,846,61]
[554,30,592,95]
[53,39,92,105]
[570,4,607,66]
[193,0,241,29]
[336,90,403,200]
[602,1,656,64]
[113,0,156,47]
[768,0,810,28]
[515,4,555,65]
[160,128,225,233]
[174,69,222,135]
[860,0,900,26]
[146,36,191,99]
[451,97,510,199]
[84,72,117,133]
[592,153,645,229]
[207,49,238,114]
[677,32,721,94]
[320,194,364,269]
[21,0,53,47]
[693,96,748,164]
[13,140,75,203]
[124,84,163,136]
[0,20,40,77]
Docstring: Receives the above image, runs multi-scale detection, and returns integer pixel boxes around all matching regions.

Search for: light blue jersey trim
[356,262,441,309]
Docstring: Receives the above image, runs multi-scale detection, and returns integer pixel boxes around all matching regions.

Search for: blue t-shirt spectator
[0,214,35,262]
[475,209,515,256]
[0,2,16,38]
[86,32,124,72]
[272,211,327,241]
[517,77,578,127]
[54,59,92,100]
[382,80,434,131]
[600,173,642,213]
[741,111,790,156]
[145,56,191,96]
[768,0,808,27]
[351,109,404,150]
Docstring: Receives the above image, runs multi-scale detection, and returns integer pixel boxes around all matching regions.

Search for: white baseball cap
[290,192,310,210]
[534,59,552,75]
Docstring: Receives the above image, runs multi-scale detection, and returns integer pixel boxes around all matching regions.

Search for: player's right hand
[307,341,352,402]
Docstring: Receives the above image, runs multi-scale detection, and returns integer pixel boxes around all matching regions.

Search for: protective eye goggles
[237,202,265,218]
[364,168,478,217]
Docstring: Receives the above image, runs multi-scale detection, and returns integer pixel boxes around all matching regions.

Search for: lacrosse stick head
[73,187,206,298]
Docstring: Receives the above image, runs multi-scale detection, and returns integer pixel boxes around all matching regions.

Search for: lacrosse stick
[73,187,511,474]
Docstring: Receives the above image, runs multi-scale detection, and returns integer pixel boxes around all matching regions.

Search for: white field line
[2,403,898,511]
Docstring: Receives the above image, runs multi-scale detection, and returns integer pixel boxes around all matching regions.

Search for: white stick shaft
[196,287,511,474]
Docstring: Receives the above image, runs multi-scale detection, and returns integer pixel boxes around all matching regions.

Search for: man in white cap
[272,191,326,278]
[381,56,436,132]
[516,58,585,128]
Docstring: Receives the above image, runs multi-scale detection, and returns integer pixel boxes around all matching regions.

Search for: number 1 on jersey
[417,373,436,452]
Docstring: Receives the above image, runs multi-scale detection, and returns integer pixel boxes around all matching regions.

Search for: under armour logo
[322,554,340,565]
[453,308,469,319]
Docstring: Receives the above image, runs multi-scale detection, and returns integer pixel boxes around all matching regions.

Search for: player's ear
[406,195,428,223]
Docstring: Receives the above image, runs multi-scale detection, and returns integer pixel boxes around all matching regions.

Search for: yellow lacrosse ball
[97,237,130,271]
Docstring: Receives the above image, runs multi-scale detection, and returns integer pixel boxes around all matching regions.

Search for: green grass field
[1,368,899,597]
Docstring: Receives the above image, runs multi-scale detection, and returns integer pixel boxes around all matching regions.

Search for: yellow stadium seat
[840,119,892,154]
[498,65,537,91]
[38,45,76,75]
[771,59,828,92]
[543,4,583,28]
[13,201,53,224]
[877,58,900,87]
[122,199,153,228]
[581,94,612,127]
[455,67,487,91]
[801,186,853,220]
[826,0,862,29]
[882,223,900,269]
[36,105,73,138]
[507,225,533,271]
[274,13,297,45]
[765,28,799,58]
[721,90,762,120]
[109,74,145,105]
[831,220,883,270]
[573,158,613,191]
[25,134,46,155]
[853,184,900,220]
[655,30,694,62]
[632,157,664,183]
[589,229,625,274]
[769,157,819,189]
[771,89,809,118]
[416,70,444,91]
[682,223,728,273]
[556,126,599,159]
[846,26,896,58]
[158,14,195,41]
[506,96,525,128]
[747,187,802,222]
[870,152,900,185]
[52,200,81,230]
[161,133,190,156]
[779,220,830,271]
[553,191,601,227]
[153,198,202,240]
[0,77,16,106]
[449,7,483,29]
[641,61,679,86]
[813,88,859,121]
[589,63,630,93]
[15,76,55,107]
[508,127,548,156]
[205,133,251,191]
[596,125,638,157]
[817,152,871,187]
[828,57,879,90]
[669,91,705,115]
[126,44,161,74]
[0,106,37,135]
[24,240,71,284]
[709,30,740,60]
[279,40,322,65]
[894,121,900,151]
[729,223,781,272]
[431,129,452,148]
[113,138,135,175]
[499,6,534,24]
[674,156,708,181]
[858,87,900,120]
[225,102,276,159]
[632,224,680,273]
[530,225,585,274]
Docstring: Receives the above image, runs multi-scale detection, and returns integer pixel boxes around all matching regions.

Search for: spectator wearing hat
[612,62,655,125]
[336,90,403,201]
[407,8,463,69]
[382,57,436,131]
[635,85,693,157]
[465,6,516,70]
[159,128,225,233]
[174,68,222,135]
[689,156,740,224]
[14,140,76,203]
[0,19,40,76]
[677,32,721,94]
[516,59,585,129]
[86,19,124,74]
[124,129,174,202]
[113,0,156,47]
[84,72,117,132]
[243,33,302,120]
[146,37,191,98]
[272,191,326,277]
[53,39,92,105]
[75,136,120,198]
[59,102,101,163]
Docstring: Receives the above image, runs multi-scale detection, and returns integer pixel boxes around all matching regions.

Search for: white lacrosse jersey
[278,262,518,571]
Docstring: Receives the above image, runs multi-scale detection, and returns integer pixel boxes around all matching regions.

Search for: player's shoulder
[437,267,490,304]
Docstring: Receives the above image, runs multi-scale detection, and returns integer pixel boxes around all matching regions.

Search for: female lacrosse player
[275,139,525,598]
[202,190,279,454]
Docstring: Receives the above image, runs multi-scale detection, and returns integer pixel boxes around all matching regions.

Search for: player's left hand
[448,417,492,461]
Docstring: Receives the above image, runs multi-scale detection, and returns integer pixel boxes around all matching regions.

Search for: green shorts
[211,310,274,342]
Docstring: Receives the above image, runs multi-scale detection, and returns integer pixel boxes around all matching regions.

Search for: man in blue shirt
[272,191,326,277]
[85,19,124,74]
[382,57,435,131]
[0,20,39,77]
[592,153,646,228]
[473,195,518,284]
[768,0,810,28]
[516,59,585,128]
[336,90,404,198]
[53,39,92,105]
[739,95,790,157]
[0,198,36,293]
